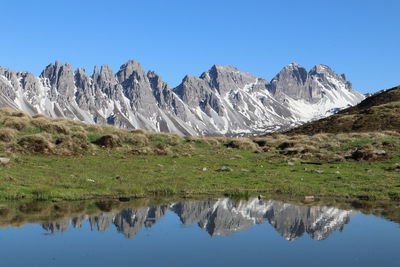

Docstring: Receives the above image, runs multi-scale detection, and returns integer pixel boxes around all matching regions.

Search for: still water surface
[0,197,399,267]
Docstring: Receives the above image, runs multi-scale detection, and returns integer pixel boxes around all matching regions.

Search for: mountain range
[41,198,354,241]
[0,60,364,136]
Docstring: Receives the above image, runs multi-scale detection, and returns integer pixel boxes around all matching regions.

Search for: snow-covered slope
[0,60,365,136]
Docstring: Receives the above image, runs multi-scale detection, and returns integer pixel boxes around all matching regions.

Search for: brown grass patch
[0,128,17,142]
[225,138,259,151]
[17,134,53,153]
[2,117,31,130]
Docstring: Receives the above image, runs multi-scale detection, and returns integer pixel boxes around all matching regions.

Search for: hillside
[285,86,400,135]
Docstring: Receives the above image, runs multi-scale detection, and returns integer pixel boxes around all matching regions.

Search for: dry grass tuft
[122,133,149,146]
[2,117,31,130]
[131,129,149,135]
[31,117,70,134]
[185,136,221,146]
[0,128,17,143]
[17,134,53,153]
[54,133,90,155]
[225,138,259,151]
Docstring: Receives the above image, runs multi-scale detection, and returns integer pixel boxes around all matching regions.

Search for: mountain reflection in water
[40,198,354,241]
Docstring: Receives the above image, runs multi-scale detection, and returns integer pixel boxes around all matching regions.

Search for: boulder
[94,135,120,148]
[0,157,10,165]
[349,148,387,161]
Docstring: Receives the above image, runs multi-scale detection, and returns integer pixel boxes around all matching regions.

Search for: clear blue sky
[1,0,399,93]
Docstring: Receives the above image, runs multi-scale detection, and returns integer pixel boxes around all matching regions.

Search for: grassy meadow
[0,107,399,202]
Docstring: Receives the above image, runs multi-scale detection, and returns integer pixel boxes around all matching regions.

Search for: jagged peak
[116,59,146,82]
[119,59,143,71]
[279,62,306,72]
[271,62,308,85]
[286,62,302,68]
[92,65,99,77]
[210,64,239,72]
[40,61,73,79]
[181,74,200,82]
[147,70,160,78]
[309,64,334,74]
[99,64,114,77]
[75,68,87,75]
[100,64,112,72]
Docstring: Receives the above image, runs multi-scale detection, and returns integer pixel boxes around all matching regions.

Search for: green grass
[87,133,103,143]
[0,141,399,202]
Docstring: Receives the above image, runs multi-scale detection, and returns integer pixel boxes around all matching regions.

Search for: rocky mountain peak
[309,64,334,74]
[116,59,146,83]
[270,63,310,100]
[99,64,115,83]
[40,61,76,98]
[199,64,257,96]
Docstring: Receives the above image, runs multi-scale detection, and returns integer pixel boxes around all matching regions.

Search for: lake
[0,197,399,267]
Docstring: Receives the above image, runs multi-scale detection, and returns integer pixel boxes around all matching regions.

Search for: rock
[335,171,341,174]
[202,167,207,171]
[349,148,388,161]
[241,169,249,172]
[217,166,233,172]
[156,164,164,168]
[257,195,264,200]
[253,140,268,147]
[94,135,120,148]
[373,149,386,155]
[313,169,324,174]
[287,161,295,166]
[304,196,315,202]
[86,178,95,183]
[277,142,295,150]
[365,169,373,173]
[385,164,400,172]
[0,157,10,165]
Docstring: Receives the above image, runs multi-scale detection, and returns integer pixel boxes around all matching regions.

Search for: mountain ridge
[0,60,365,136]
[285,85,400,135]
